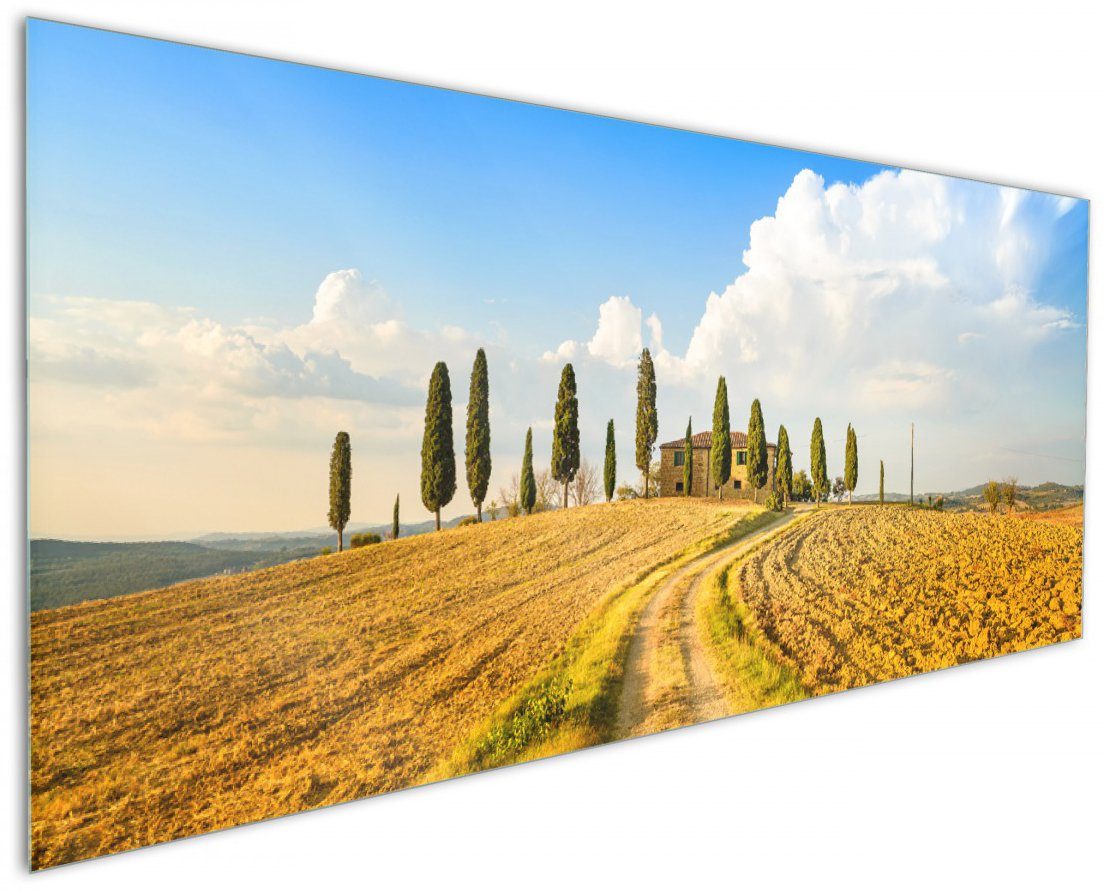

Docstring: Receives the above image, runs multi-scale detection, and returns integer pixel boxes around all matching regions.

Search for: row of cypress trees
[695,375,861,507]
[477,348,657,514]
[330,347,869,547]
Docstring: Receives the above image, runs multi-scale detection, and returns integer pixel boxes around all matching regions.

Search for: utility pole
[910,422,915,506]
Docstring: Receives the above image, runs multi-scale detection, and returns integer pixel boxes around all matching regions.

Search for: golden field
[734,506,1083,695]
[30,499,748,869]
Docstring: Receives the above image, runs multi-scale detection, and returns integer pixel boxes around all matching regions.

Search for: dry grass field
[735,507,1082,695]
[1018,503,1084,529]
[30,499,748,869]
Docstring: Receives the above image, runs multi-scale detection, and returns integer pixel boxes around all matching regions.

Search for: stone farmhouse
[658,431,776,499]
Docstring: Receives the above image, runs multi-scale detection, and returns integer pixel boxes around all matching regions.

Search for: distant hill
[30,511,495,610]
[29,540,318,611]
[856,481,1083,511]
[193,512,486,551]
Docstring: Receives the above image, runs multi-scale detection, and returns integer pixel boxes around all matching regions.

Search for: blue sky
[27,20,1089,538]
[28,20,903,344]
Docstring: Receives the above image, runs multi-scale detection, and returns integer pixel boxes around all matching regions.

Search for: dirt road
[616,508,804,739]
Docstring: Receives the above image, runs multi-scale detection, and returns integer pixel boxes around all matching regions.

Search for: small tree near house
[709,377,731,500]
[635,349,658,498]
[1002,476,1018,513]
[774,424,792,507]
[747,399,769,500]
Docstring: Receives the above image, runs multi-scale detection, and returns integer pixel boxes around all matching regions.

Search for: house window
[733,479,742,489]
[736,450,746,465]
[675,481,684,493]
[673,450,684,467]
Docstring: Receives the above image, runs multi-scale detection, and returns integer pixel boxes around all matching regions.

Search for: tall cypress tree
[774,424,792,506]
[551,363,580,508]
[465,348,491,521]
[603,419,617,503]
[520,427,537,514]
[683,417,694,497]
[810,417,829,506]
[747,398,769,498]
[879,460,885,505]
[328,431,351,552]
[420,361,456,531]
[392,493,400,540]
[845,423,858,505]
[635,348,658,498]
[709,376,731,500]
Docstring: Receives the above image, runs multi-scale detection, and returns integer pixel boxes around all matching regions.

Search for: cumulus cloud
[541,339,578,364]
[310,268,393,325]
[551,169,1079,420]
[586,295,644,365]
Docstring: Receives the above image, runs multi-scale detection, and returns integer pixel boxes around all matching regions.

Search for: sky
[27,20,1089,539]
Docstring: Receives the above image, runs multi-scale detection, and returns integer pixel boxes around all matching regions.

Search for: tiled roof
[659,431,776,450]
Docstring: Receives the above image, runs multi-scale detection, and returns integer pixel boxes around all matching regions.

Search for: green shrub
[457,516,479,527]
[319,546,333,556]
[350,532,382,548]
[764,489,784,512]
[474,679,572,766]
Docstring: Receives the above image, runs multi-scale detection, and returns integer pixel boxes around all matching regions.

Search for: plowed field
[735,507,1082,695]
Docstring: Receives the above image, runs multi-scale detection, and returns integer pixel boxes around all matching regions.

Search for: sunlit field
[30,499,748,868]
[734,507,1083,695]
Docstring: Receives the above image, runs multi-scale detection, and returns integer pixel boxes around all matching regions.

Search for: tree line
[325,346,875,550]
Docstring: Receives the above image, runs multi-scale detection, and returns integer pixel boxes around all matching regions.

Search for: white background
[3,1,1107,888]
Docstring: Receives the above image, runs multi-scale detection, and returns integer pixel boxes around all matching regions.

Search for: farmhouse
[658,431,775,499]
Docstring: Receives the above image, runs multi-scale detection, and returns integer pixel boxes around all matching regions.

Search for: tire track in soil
[616,509,805,739]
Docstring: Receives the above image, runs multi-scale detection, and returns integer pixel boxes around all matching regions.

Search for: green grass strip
[427,508,778,780]
[696,517,810,714]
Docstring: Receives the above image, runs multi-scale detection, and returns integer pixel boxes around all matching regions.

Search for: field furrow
[30,499,746,869]
[734,507,1083,695]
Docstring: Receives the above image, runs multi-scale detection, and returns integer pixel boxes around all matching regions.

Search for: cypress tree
[683,417,694,497]
[879,460,885,505]
[709,376,731,500]
[420,361,456,531]
[520,427,537,514]
[747,398,769,498]
[774,424,792,506]
[328,431,352,552]
[465,348,492,521]
[551,363,580,508]
[810,417,829,506]
[392,493,400,540]
[603,419,617,503]
[845,423,858,505]
[635,348,658,498]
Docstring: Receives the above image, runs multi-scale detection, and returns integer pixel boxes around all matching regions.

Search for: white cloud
[541,339,578,363]
[586,295,643,365]
[646,313,664,351]
[1054,195,1078,218]
[310,268,392,325]
[594,168,1081,416]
